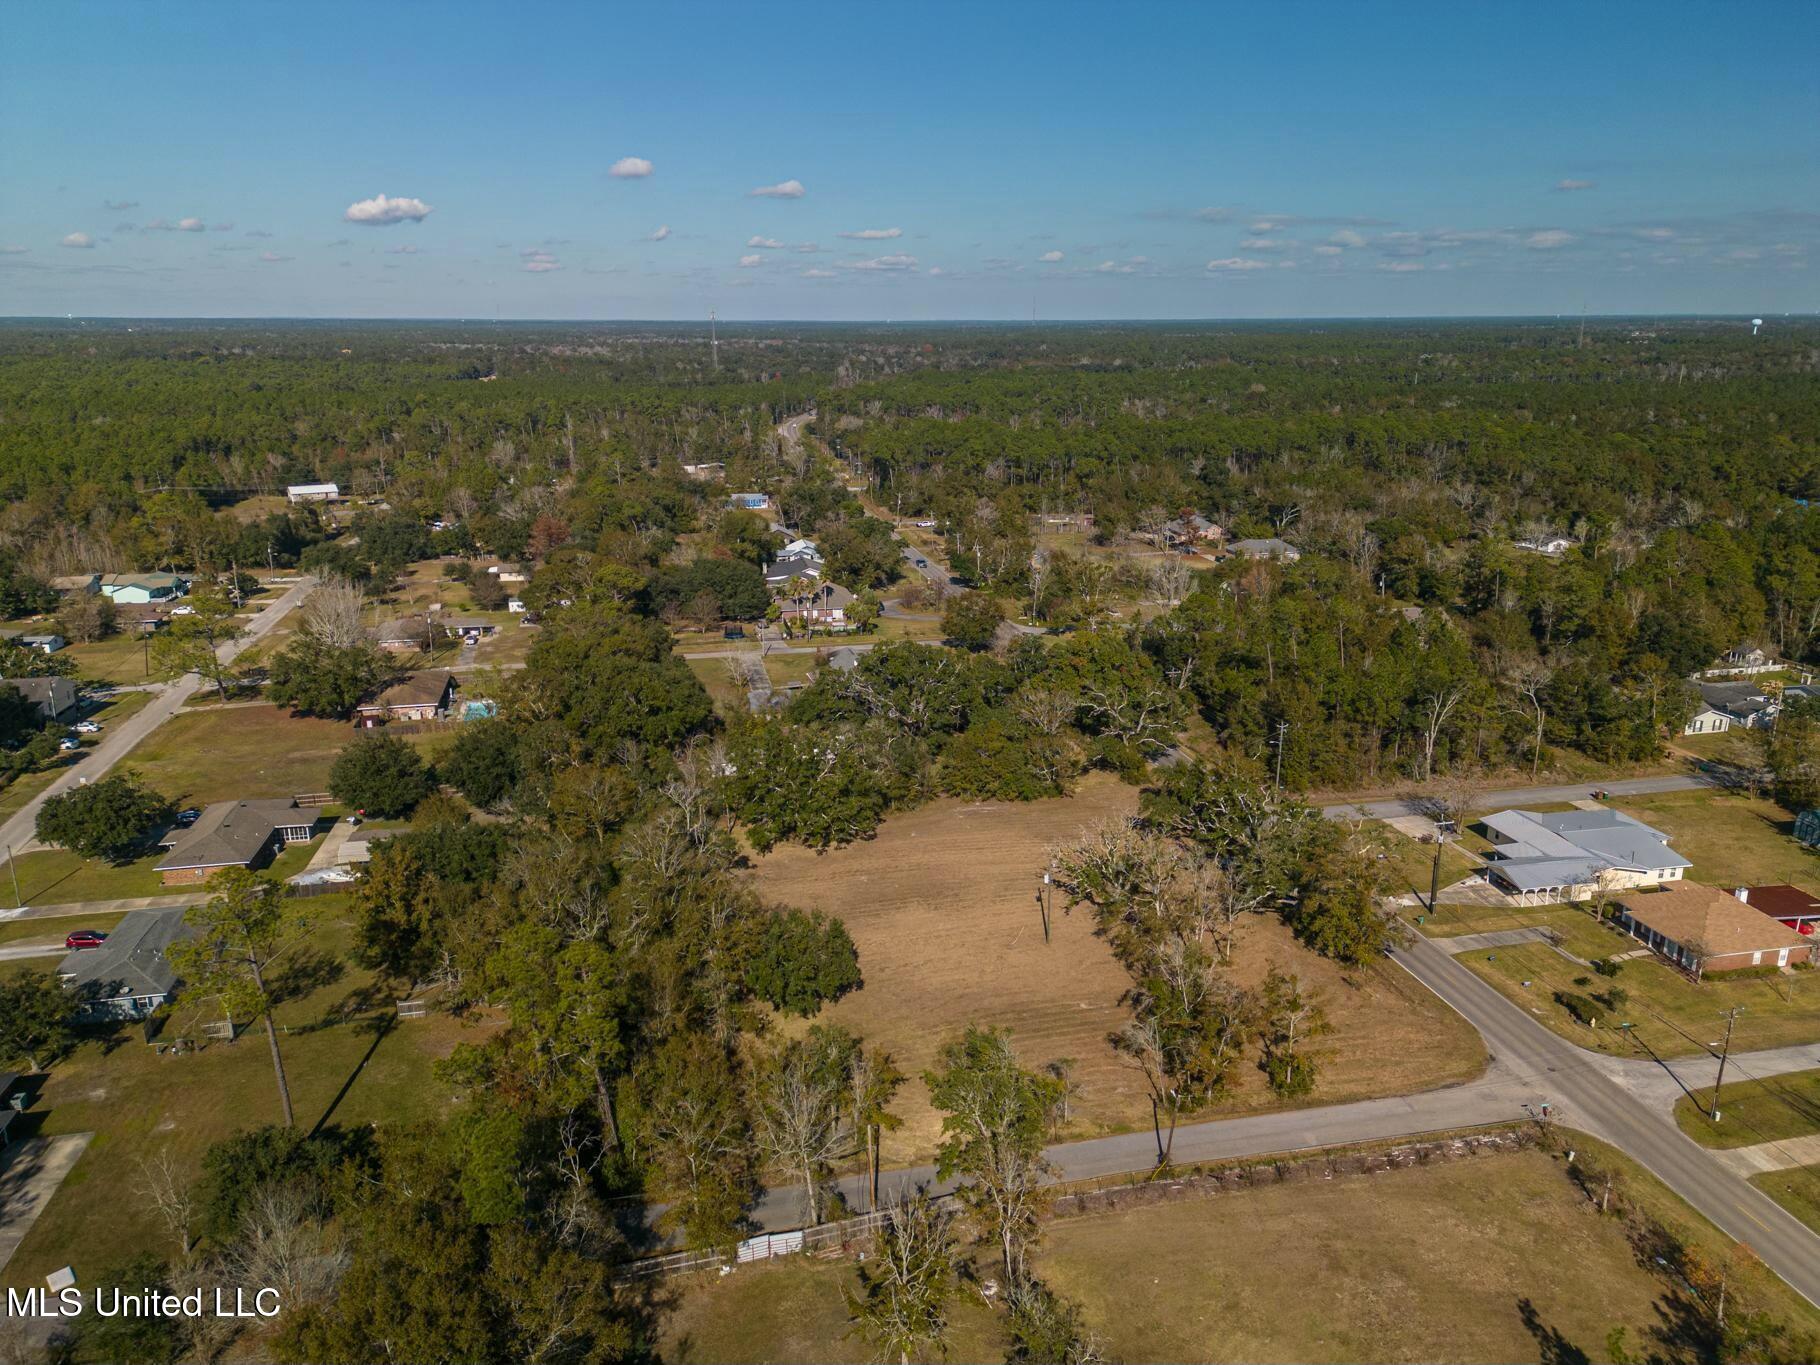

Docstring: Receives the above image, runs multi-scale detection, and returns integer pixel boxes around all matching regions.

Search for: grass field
[114,703,353,803]
[1456,911,1820,1057]
[1752,1165,1820,1234]
[661,1144,1814,1363]
[1612,789,1820,888]
[1674,1069,1820,1149]
[750,774,1485,1163]
[0,898,487,1288]
[4,837,319,908]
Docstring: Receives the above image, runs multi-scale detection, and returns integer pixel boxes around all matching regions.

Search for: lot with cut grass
[1753,1165,1820,1234]
[662,1143,1816,1363]
[1674,1069,1820,1149]
[5,837,319,908]
[1456,909,1820,1057]
[1611,788,1820,888]
[112,702,353,803]
[750,774,1485,1163]
[0,897,485,1289]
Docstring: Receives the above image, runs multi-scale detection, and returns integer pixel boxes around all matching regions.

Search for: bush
[744,908,862,1016]
[439,719,522,810]
[329,733,432,817]
[1554,990,1602,1026]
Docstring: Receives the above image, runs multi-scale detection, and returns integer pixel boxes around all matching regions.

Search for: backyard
[110,703,355,804]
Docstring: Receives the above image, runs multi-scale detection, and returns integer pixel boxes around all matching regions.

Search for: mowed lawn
[1612,789,1820,888]
[4,838,320,908]
[1675,1069,1820,1149]
[1456,910,1820,1058]
[114,703,353,803]
[1753,1165,1820,1235]
[662,1146,1805,1364]
[1,899,488,1289]
[750,774,1485,1163]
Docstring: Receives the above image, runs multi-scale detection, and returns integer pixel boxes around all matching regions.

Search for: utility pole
[1710,1006,1743,1120]
[1040,865,1054,944]
[1429,823,1450,913]
[1273,719,1289,790]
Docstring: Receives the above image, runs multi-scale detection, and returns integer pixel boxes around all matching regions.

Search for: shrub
[1554,990,1602,1026]
[329,733,432,818]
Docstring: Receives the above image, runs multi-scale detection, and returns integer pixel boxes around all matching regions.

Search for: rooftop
[361,669,455,711]
[1619,883,1810,958]
[1480,807,1690,891]
[58,908,195,1003]
[156,798,307,872]
[1736,884,1820,923]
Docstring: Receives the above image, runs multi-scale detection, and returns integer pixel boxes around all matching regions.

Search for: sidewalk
[1713,1132,1820,1177]
[0,893,198,924]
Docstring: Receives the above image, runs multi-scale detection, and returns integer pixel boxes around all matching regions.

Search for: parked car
[64,929,107,950]
[58,737,80,752]
[170,604,195,616]
[175,808,200,827]
[73,721,101,734]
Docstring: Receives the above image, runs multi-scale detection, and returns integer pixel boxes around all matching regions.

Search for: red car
[64,929,107,950]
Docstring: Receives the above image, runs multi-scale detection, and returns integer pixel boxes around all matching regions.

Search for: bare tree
[1509,658,1554,779]
[844,1192,958,1365]
[223,1184,348,1315]
[1148,555,1193,607]
[135,1149,197,1264]
[299,573,367,648]
[1417,683,1471,780]
[751,1034,855,1226]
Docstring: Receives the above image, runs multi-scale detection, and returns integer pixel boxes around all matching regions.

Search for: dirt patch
[751,775,1485,1164]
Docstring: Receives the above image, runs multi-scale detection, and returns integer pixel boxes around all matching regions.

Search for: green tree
[743,908,863,1016]
[925,1026,1060,1290]
[149,587,244,701]
[642,1034,755,1250]
[329,732,432,817]
[439,718,522,809]
[752,1024,861,1225]
[267,634,392,718]
[942,591,1008,651]
[352,842,442,984]
[167,870,303,1126]
[1256,967,1331,1097]
[36,770,174,862]
[0,970,76,1071]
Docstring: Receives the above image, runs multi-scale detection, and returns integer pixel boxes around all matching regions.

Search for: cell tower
[710,308,720,374]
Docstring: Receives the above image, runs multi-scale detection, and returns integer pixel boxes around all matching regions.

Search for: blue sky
[3,0,1816,320]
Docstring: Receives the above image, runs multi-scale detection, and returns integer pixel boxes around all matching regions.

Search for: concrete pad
[1713,1132,1820,1177]
[0,1133,92,1273]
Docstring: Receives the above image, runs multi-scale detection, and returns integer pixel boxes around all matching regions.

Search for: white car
[73,721,101,734]
[169,604,195,616]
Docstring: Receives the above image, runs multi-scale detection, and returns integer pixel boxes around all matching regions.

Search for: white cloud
[1094,259,1135,274]
[259,251,292,263]
[1239,236,1286,251]
[1376,260,1426,272]
[1554,178,1596,191]
[738,253,764,267]
[0,244,29,255]
[344,193,433,225]
[60,232,94,249]
[648,225,671,241]
[609,156,654,179]
[802,267,837,278]
[177,217,205,232]
[749,179,805,199]
[839,227,902,240]
[792,242,823,253]
[927,266,946,276]
[847,254,918,271]
[1205,257,1269,271]
[1524,229,1575,250]
[1038,250,1064,262]
[388,244,421,255]
[1313,244,1343,256]
[522,249,561,272]
[747,236,783,248]
[1329,228,1366,248]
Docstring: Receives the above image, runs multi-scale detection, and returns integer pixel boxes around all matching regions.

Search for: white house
[1479,808,1690,903]
[286,483,341,504]
[1703,645,1784,678]
[100,571,187,605]
[1226,538,1301,562]
[1683,703,1733,736]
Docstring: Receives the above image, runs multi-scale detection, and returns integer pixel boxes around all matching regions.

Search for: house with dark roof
[354,669,455,727]
[779,581,854,630]
[1732,885,1820,935]
[1685,680,1779,732]
[100,571,188,605]
[764,550,826,588]
[1479,808,1690,903]
[154,799,316,885]
[1226,538,1301,562]
[1615,884,1812,976]
[2,675,79,723]
[57,909,197,1019]
[375,614,442,654]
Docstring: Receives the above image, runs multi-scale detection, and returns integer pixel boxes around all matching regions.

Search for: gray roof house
[1699,680,1779,729]
[58,910,197,1021]
[1226,538,1301,562]
[825,646,863,672]
[1480,808,1690,901]
[155,799,316,885]
[2,675,79,722]
[764,550,826,587]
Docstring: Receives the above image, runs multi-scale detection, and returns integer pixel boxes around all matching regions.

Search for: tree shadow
[1516,1297,1591,1365]
[309,1012,394,1137]
[266,945,345,1009]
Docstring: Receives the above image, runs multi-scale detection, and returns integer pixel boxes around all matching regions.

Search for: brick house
[154,799,317,886]
[354,669,455,727]
[1614,883,1813,977]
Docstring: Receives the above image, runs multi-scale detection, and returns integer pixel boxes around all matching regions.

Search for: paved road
[1323,771,1715,821]
[0,576,315,858]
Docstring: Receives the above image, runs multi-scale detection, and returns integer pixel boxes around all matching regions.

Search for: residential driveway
[0,576,315,858]
[0,1133,91,1273]
[1714,1133,1820,1177]
[0,941,65,963]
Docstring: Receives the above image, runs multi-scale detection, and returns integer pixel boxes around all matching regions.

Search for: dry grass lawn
[1612,789,1820,888]
[661,1146,1800,1364]
[115,703,353,803]
[751,775,1484,1163]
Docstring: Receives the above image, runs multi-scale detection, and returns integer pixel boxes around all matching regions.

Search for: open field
[1456,911,1820,1057]
[1674,1069,1820,1149]
[662,1144,1815,1363]
[113,703,352,803]
[1753,1165,1820,1234]
[1612,789,1820,888]
[750,774,1485,1163]
[0,899,485,1288]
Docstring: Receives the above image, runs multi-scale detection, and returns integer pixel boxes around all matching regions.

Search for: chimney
[1734,887,1749,903]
